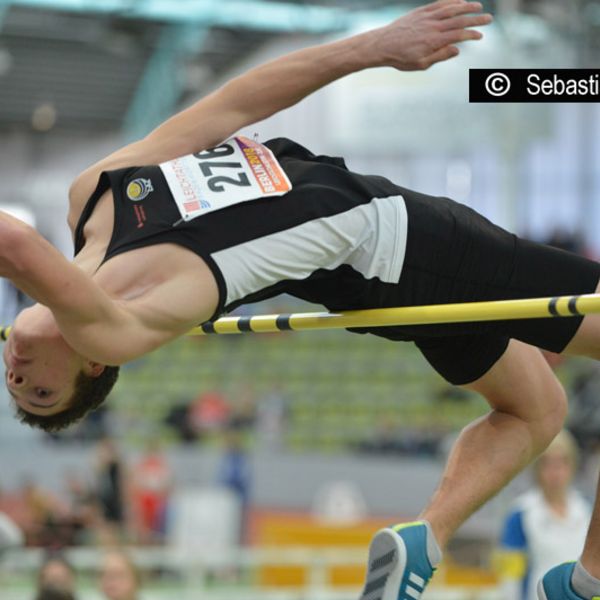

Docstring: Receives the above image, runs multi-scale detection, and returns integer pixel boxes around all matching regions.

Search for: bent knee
[534,383,568,447]
[472,371,567,449]
[515,377,567,445]
[464,340,569,449]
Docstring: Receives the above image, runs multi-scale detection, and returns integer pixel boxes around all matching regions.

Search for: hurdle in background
[2,293,599,341]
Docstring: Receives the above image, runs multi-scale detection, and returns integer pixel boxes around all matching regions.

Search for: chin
[14,304,59,336]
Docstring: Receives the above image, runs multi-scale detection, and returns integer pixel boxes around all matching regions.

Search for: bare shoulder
[67,131,224,233]
[67,140,151,232]
[68,92,242,232]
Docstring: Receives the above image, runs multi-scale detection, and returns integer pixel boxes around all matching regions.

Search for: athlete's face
[3,305,83,416]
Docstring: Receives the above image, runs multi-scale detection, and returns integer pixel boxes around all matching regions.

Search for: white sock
[421,520,443,567]
[571,560,600,600]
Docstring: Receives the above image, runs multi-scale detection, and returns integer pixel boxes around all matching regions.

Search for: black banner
[470,69,600,102]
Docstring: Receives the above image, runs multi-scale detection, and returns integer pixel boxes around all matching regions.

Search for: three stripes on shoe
[363,546,426,600]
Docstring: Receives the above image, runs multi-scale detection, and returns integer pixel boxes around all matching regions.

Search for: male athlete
[2,1,599,598]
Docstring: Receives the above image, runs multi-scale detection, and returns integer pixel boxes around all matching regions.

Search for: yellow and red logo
[126,178,153,201]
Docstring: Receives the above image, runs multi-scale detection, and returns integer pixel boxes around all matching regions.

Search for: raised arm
[144,0,491,157]
[70,0,491,207]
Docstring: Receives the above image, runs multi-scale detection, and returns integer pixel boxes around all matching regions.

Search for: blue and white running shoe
[358,521,436,600]
[538,563,590,600]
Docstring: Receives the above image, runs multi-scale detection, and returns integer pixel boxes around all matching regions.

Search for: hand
[372,0,493,71]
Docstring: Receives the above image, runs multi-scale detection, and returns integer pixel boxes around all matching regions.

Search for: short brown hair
[15,366,120,432]
[35,588,76,600]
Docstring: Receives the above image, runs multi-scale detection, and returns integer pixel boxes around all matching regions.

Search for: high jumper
[1,2,598,598]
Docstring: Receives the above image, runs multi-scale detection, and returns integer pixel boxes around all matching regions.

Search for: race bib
[159,136,292,222]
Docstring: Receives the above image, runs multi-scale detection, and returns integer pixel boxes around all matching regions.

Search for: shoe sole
[359,528,407,600]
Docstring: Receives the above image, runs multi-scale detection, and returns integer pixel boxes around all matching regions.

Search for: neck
[543,488,569,514]
[72,243,106,276]
[18,304,61,338]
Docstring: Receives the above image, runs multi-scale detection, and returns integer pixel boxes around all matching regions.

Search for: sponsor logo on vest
[133,204,147,229]
[126,178,154,201]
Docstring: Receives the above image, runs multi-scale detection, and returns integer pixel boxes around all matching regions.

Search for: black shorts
[350,187,600,385]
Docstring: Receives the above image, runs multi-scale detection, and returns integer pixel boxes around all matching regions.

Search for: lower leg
[421,410,548,547]
[579,474,600,578]
[419,341,567,548]
[555,280,600,581]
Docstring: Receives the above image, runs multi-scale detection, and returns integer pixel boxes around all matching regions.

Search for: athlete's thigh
[462,338,566,422]
[563,279,600,360]
[497,239,600,355]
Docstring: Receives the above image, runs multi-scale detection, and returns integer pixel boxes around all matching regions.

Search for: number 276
[193,145,251,192]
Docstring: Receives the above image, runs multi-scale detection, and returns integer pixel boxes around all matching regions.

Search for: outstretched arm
[70,0,491,206]
[145,0,491,158]
[0,215,205,365]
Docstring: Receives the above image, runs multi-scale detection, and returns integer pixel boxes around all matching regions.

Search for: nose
[11,337,31,359]
[7,369,27,387]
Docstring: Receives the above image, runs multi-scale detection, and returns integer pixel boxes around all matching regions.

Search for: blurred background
[1,0,600,599]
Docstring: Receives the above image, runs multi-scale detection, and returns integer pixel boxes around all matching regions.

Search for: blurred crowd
[34,549,140,600]
[0,430,251,550]
[62,381,291,457]
[0,438,171,548]
[8,423,599,600]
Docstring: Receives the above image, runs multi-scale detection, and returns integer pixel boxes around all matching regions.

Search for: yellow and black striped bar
[192,292,600,335]
[1,293,599,339]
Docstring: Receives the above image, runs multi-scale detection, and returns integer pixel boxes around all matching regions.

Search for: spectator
[37,552,77,598]
[131,441,172,544]
[35,588,76,600]
[495,430,590,600]
[188,390,230,436]
[61,471,98,546]
[545,228,587,256]
[217,426,251,543]
[99,550,141,600]
[164,401,197,443]
[19,480,66,547]
[229,385,256,432]
[356,416,403,455]
[95,438,126,544]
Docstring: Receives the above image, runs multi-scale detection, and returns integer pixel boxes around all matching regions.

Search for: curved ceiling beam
[0,0,410,33]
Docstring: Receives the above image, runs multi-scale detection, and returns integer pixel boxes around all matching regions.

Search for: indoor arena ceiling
[0,0,413,133]
[0,0,598,133]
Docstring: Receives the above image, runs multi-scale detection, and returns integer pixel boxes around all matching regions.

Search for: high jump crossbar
[3,292,599,340]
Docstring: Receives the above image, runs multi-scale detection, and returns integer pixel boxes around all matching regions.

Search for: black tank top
[74,137,408,322]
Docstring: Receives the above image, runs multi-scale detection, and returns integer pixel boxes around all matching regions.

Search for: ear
[84,361,106,378]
